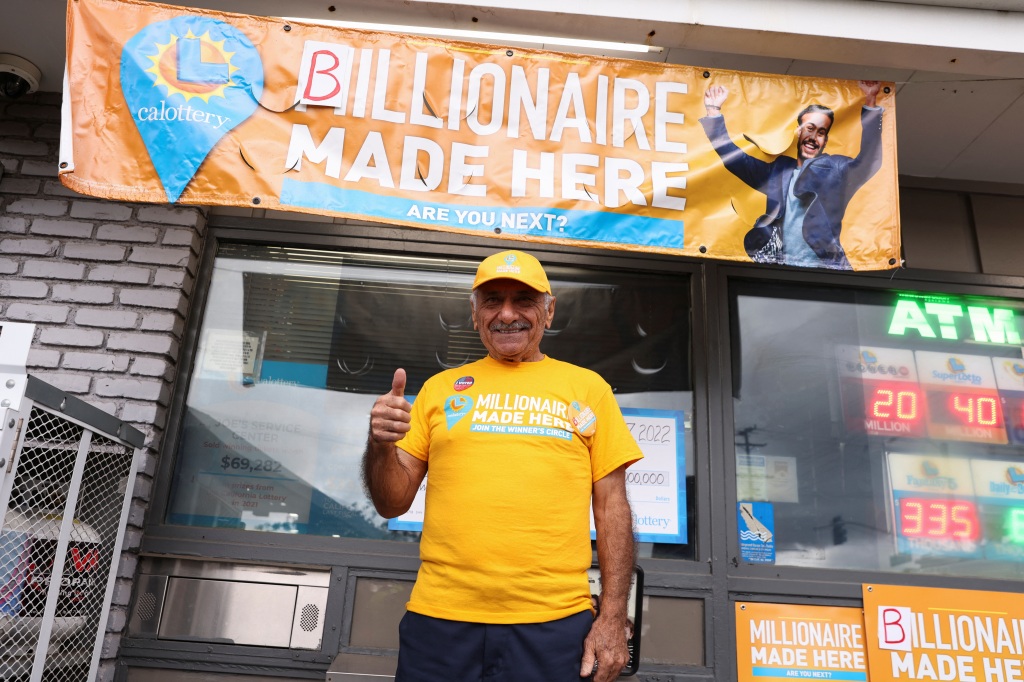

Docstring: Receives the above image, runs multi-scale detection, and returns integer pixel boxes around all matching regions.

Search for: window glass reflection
[168,244,694,557]
[732,282,1024,578]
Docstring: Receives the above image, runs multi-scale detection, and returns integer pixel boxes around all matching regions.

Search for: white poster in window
[390,408,688,544]
[198,329,265,383]
[736,454,799,503]
[615,409,687,543]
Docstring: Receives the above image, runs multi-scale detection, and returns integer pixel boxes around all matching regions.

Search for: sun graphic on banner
[145,30,237,102]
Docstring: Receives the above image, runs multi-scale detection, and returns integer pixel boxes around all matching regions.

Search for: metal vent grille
[136,592,157,623]
[1,404,136,682]
[299,603,319,632]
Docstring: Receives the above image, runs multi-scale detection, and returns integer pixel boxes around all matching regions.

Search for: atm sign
[888,300,1021,345]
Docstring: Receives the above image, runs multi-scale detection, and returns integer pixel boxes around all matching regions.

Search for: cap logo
[473,250,550,294]
[496,254,521,274]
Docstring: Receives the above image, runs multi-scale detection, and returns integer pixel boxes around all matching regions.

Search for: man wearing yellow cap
[363,250,642,681]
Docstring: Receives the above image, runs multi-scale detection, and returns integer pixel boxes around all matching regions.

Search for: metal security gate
[0,322,143,682]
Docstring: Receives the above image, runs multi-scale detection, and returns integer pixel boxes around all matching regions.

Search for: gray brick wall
[0,91,207,673]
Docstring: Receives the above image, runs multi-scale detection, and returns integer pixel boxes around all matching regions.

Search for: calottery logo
[947,357,966,373]
[444,394,473,429]
[496,253,521,274]
[1008,467,1024,485]
[121,15,264,202]
[453,376,475,392]
[1005,361,1024,378]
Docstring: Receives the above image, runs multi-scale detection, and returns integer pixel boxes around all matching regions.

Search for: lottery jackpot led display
[837,346,924,437]
[887,454,1024,560]
[842,347,1024,561]
[838,346,1021,445]
[735,282,1024,576]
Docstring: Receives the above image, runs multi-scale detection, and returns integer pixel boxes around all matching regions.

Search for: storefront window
[732,281,1024,579]
[167,244,693,555]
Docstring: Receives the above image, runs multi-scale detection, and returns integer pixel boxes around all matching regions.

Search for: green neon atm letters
[888,300,1021,345]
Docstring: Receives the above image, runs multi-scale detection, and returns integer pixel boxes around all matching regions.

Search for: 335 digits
[899,498,978,541]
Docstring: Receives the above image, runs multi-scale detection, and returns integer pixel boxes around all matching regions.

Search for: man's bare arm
[362,368,428,518]
[703,85,728,117]
[580,465,635,681]
[858,80,881,108]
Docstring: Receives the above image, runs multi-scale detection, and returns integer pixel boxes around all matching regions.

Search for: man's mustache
[489,321,532,332]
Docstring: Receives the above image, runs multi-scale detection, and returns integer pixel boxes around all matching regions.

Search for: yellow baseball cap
[472,250,551,294]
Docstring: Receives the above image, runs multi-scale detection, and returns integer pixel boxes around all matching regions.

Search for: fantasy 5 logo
[906,460,958,490]
[121,15,264,202]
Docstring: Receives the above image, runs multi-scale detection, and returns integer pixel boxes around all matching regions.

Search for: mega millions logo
[121,15,264,202]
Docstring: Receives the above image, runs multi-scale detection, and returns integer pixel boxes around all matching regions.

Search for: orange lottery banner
[863,583,1024,682]
[735,602,869,681]
[62,0,901,270]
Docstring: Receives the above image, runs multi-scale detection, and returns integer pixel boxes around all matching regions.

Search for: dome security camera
[0,54,42,99]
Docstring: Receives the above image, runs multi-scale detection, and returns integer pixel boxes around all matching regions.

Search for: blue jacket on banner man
[699,80,884,269]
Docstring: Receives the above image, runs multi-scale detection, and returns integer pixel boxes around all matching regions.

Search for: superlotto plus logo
[121,16,263,201]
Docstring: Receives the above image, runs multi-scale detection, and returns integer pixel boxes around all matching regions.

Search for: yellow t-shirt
[396,355,643,624]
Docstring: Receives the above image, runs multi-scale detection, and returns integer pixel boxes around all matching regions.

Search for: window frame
[143,218,713,587]
[135,215,1024,680]
[713,262,1024,600]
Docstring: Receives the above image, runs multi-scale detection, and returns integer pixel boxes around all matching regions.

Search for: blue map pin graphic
[445,394,474,429]
[121,15,263,202]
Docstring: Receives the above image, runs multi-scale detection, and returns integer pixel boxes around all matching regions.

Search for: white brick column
[1,92,206,681]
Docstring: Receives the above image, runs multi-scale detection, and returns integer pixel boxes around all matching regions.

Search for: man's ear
[545,296,556,329]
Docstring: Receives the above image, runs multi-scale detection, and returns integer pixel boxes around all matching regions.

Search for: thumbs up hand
[370,368,413,443]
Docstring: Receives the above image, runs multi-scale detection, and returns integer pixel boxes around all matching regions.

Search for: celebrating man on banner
[700,80,884,269]
[362,250,641,681]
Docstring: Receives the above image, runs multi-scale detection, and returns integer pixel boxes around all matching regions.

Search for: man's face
[795,111,831,162]
[472,279,555,363]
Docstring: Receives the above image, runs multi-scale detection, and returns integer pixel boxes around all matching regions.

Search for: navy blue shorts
[395,610,594,682]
